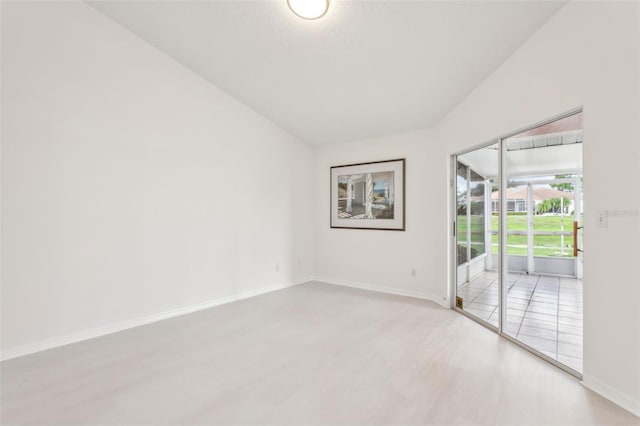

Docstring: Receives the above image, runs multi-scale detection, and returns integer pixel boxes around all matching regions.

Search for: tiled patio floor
[457,271,583,373]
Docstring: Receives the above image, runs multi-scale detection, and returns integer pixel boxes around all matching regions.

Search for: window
[456,163,468,265]
[469,169,486,257]
[456,162,486,264]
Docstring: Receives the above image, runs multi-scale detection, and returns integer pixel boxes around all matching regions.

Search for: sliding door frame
[450,106,584,379]
[450,138,499,332]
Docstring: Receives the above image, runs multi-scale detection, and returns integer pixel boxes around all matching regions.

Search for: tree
[536,197,571,214]
[550,174,575,192]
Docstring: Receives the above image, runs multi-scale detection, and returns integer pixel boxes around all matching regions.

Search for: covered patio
[458,271,583,372]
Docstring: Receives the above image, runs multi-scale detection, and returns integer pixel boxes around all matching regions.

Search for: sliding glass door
[454,142,499,329]
[453,110,583,376]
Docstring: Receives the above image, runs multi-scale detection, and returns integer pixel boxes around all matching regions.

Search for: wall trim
[581,374,640,418]
[313,276,448,307]
[1,278,313,362]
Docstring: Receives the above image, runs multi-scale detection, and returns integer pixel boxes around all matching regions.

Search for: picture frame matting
[330,158,405,231]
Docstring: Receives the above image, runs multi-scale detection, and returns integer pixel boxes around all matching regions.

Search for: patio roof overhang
[459,130,582,180]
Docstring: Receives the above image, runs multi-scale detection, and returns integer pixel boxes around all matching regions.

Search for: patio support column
[560,197,565,255]
[527,183,534,274]
[573,176,581,222]
[574,174,583,279]
[467,167,471,265]
[485,178,492,269]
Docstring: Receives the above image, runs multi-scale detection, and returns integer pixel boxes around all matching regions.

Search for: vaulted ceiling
[89,1,566,145]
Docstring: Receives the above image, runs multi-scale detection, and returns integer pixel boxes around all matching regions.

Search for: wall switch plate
[597,210,608,228]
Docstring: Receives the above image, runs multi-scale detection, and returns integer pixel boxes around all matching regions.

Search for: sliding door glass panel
[456,163,468,266]
[455,143,499,328]
[501,112,583,373]
[469,169,486,258]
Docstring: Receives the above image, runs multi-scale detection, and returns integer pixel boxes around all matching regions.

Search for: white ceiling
[89,1,566,146]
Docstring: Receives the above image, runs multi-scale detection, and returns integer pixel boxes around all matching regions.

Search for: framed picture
[330,158,405,230]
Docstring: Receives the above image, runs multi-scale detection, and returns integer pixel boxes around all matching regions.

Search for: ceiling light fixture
[287,0,329,20]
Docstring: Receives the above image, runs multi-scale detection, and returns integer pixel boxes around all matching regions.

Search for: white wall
[314,1,640,415]
[1,1,313,358]
[313,128,447,304]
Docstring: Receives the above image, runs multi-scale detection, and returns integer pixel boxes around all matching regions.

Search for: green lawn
[457,214,581,257]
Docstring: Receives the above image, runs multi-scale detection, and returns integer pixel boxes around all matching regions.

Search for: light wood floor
[1,282,638,425]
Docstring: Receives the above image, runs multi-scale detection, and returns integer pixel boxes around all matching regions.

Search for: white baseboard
[313,276,448,307]
[1,278,312,362]
[581,374,640,418]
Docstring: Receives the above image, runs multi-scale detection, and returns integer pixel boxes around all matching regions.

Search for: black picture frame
[330,158,405,231]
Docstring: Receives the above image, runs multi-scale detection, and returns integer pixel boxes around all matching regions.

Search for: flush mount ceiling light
[287,0,329,20]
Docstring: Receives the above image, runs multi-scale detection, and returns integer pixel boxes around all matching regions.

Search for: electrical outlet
[411,269,416,277]
[276,264,280,272]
